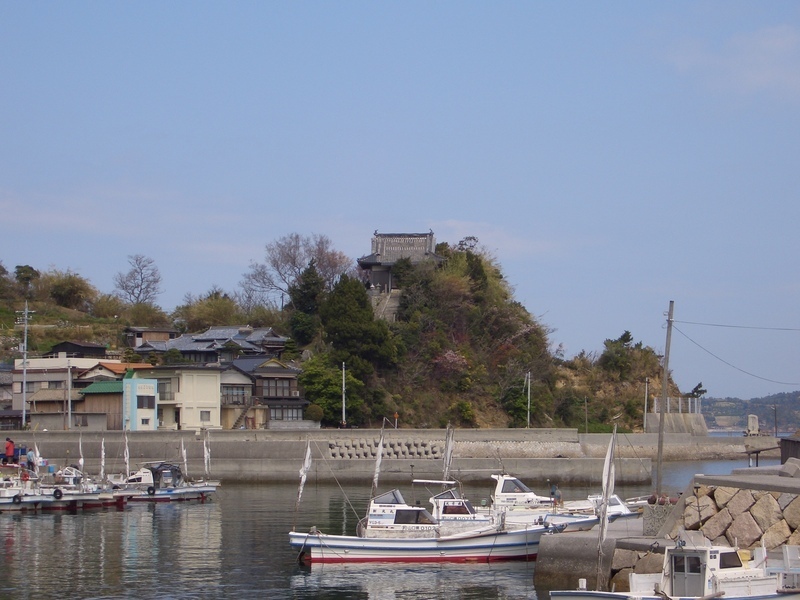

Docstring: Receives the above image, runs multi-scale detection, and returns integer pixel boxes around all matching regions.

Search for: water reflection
[290,562,537,599]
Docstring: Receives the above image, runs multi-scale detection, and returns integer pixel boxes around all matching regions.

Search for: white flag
[203,432,211,479]
[123,431,130,478]
[181,438,189,479]
[296,440,312,505]
[78,434,84,472]
[100,438,106,482]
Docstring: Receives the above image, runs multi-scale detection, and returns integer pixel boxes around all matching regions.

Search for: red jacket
[4,440,14,458]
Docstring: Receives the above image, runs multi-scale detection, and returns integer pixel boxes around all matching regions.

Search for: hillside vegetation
[1,242,685,432]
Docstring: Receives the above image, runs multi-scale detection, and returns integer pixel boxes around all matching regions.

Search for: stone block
[785,463,800,478]
[725,511,762,549]
[702,507,732,540]
[633,552,663,574]
[782,496,800,529]
[714,486,737,508]
[610,568,632,593]
[786,529,800,545]
[727,489,755,517]
[611,549,638,570]
[750,493,782,532]
[761,519,791,550]
[684,495,717,529]
[778,493,796,511]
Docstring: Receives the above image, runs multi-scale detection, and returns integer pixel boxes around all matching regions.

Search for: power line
[672,325,800,386]
[673,319,800,332]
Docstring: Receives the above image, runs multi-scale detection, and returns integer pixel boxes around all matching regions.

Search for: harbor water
[0,457,779,599]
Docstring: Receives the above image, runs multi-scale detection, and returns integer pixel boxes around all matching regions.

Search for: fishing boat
[550,534,800,600]
[120,461,218,502]
[486,473,637,532]
[289,485,564,564]
[0,466,54,512]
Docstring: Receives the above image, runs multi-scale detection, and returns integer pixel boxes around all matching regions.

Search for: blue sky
[2,2,799,401]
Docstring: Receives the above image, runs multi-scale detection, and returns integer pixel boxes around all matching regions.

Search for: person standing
[27,448,36,471]
[4,437,15,464]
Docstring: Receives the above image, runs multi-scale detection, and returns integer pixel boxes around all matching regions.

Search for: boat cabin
[360,489,439,538]
[491,474,552,508]
[126,462,186,489]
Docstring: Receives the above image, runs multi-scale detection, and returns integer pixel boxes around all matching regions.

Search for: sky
[1,2,799,401]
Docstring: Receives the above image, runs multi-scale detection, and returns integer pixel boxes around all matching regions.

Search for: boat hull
[127,485,217,502]
[550,593,800,600]
[289,526,551,564]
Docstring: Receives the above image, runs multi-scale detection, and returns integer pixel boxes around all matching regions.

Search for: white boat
[485,473,636,531]
[289,486,564,564]
[0,467,54,512]
[120,462,218,502]
[550,535,800,600]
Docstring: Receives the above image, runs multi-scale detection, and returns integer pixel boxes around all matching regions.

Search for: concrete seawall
[5,428,778,484]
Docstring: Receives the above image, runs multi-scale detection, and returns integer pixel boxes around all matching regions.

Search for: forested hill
[1,240,685,431]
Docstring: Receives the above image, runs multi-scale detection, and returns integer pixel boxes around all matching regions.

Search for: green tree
[41,269,97,311]
[127,303,171,327]
[297,355,365,426]
[287,261,325,345]
[14,265,40,298]
[320,275,396,379]
[173,287,242,331]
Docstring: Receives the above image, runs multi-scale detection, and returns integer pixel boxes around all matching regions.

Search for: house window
[73,415,88,427]
[270,406,303,421]
[48,381,63,390]
[137,396,156,409]
[264,379,291,398]
[141,418,150,426]
[200,410,211,422]
[157,379,178,401]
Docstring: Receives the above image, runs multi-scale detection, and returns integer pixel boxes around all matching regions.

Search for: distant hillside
[703,392,800,434]
[2,246,687,432]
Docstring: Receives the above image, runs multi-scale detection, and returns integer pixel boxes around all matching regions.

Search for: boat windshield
[373,489,406,505]
[432,488,462,500]
[501,479,532,494]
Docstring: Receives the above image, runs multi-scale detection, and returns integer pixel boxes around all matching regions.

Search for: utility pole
[644,377,649,431]
[525,371,531,429]
[656,301,674,497]
[341,362,346,427]
[22,302,30,429]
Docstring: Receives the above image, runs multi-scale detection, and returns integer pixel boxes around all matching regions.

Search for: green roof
[80,381,124,395]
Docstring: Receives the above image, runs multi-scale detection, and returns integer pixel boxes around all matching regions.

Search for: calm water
[0,456,778,599]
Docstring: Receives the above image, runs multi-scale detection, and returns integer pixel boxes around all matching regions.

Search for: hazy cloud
[668,25,800,100]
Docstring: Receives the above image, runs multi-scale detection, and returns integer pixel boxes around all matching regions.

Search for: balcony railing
[221,394,252,406]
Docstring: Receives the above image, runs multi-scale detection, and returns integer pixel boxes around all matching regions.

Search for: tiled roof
[136,326,288,354]
[97,362,152,375]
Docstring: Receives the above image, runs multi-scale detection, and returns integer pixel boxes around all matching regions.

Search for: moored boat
[120,462,218,502]
[550,535,800,600]
[289,486,564,564]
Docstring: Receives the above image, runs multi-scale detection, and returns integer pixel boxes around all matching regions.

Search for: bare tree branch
[113,254,163,305]
[241,233,354,305]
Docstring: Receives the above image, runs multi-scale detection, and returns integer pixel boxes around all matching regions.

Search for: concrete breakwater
[5,428,778,485]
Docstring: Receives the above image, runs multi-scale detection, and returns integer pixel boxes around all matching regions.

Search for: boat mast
[655,300,674,497]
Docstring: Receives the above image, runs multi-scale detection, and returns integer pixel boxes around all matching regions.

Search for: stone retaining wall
[606,460,800,592]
